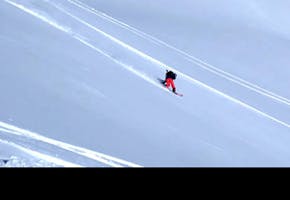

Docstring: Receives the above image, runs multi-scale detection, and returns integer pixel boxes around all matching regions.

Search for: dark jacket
[165,71,177,80]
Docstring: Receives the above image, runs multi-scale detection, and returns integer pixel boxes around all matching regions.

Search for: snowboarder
[163,70,177,93]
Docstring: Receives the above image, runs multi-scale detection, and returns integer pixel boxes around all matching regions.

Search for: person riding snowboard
[163,70,177,93]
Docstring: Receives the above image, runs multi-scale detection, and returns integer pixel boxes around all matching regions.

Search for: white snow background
[0,0,289,167]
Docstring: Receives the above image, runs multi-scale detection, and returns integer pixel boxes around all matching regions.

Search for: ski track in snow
[68,0,290,106]
[0,121,142,167]
[4,0,290,131]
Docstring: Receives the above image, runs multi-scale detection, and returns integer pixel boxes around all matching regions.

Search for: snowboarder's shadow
[157,78,165,86]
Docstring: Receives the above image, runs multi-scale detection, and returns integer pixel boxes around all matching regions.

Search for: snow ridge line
[5,0,289,129]
[68,0,290,106]
[0,138,82,167]
[0,123,141,167]
[42,0,290,128]
[0,119,141,167]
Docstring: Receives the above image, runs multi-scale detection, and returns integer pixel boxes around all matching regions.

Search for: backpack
[172,72,177,80]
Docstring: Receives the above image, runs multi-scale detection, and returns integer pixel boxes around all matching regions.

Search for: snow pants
[166,78,176,91]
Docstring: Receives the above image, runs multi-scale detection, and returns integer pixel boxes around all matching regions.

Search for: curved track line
[0,121,142,167]
[68,0,290,106]
[0,138,82,167]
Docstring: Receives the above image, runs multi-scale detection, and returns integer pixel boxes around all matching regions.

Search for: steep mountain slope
[0,0,289,166]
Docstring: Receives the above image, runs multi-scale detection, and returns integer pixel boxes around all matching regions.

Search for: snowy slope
[0,0,289,167]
